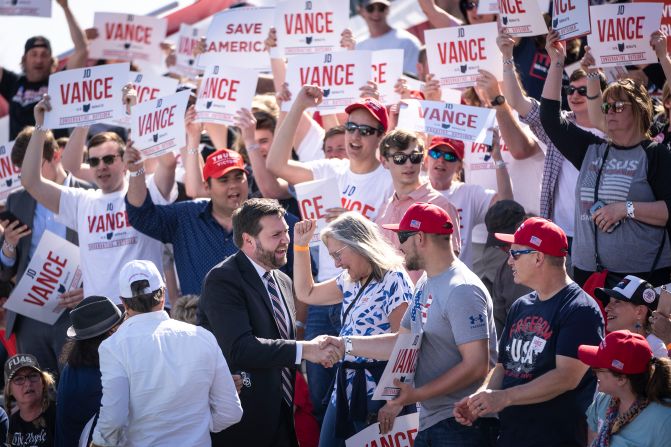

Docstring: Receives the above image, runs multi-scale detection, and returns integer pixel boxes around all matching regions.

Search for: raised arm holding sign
[130,90,190,159]
[195,65,258,126]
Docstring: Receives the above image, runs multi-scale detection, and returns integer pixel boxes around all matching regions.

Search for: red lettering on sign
[371,63,387,84]
[299,64,354,86]
[60,78,113,105]
[178,36,199,55]
[300,196,326,219]
[138,105,177,136]
[419,107,478,128]
[284,12,334,35]
[499,0,526,14]
[225,23,262,34]
[0,157,19,178]
[200,77,240,101]
[437,38,486,64]
[596,16,644,42]
[206,40,265,53]
[553,0,575,15]
[104,22,153,44]
[134,85,160,103]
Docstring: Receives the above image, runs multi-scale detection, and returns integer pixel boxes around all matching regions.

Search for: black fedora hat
[67,296,125,340]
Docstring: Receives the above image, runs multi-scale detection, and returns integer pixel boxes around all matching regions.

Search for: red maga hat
[578,330,653,375]
[202,148,246,181]
[382,202,453,235]
[428,136,465,161]
[495,217,568,257]
[345,97,389,132]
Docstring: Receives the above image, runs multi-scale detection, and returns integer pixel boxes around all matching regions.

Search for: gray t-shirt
[401,260,498,431]
[573,142,671,272]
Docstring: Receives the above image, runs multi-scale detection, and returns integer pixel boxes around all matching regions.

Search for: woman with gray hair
[293,212,415,447]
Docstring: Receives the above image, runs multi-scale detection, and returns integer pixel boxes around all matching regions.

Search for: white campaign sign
[425,22,503,88]
[44,63,129,129]
[551,0,591,40]
[345,413,419,447]
[199,7,274,71]
[478,0,499,14]
[397,100,496,145]
[115,71,179,126]
[372,333,423,400]
[174,23,204,78]
[0,0,50,17]
[131,90,190,159]
[283,51,371,113]
[0,141,21,202]
[275,0,349,56]
[294,177,341,246]
[195,65,259,126]
[587,3,663,68]
[89,12,168,66]
[371,49,403,105]
[498,0,548,37]
[4,231,82,325]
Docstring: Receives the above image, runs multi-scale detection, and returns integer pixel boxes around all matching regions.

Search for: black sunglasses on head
[345,121,382,137]
[564,86,588,97]
[397,231,418,244]
[365,3,388,13]
[88,154,120,167]
[387,151,424,165]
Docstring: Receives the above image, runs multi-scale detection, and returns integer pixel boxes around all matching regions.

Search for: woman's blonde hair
[4,369,55,414]
[603,79,653,138]
[172,295,200,325]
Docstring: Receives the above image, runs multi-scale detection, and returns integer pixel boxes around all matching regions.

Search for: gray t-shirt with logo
[401,260,498,431]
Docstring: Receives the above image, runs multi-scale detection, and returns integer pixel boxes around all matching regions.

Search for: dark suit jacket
[198,250,298,447]
[0,175,93,337]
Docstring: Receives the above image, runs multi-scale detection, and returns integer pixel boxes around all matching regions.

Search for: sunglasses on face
[508,248,538,260]
[329,246,347,263]
[564,86,588,97]
[365,3,388,13]
[345,121,382,137]
[601,101,631,114]
[387,151,424,165]
[88,154,120,167]
[428,149,459,162]
[397,231,418,244]
[11,372,41,386]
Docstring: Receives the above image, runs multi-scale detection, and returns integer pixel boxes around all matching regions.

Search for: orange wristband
[294,245,309,252]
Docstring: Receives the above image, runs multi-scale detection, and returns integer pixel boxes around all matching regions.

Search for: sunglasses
[601,101,631,114]
[463,1,478,10]
[428,149,459,162]
[329,246,347,263]
[88,154,121,167]
[365,3,388,13]
[387,151,424,165]
[397,231,418,244]
[11,371,41,386]
[345,121,382,137]
[508,248,538,260]
[564,86,588,97]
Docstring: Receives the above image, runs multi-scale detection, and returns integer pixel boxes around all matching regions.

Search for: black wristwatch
[491,95,506,107]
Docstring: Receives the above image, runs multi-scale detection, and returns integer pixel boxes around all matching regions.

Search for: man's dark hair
[570,68,608,91]
[323,125,346,151]
[11,126,57,167]
[253,110,277,133]
[232,198,285,248]
[88,132,126,154]
[121,279,163,313]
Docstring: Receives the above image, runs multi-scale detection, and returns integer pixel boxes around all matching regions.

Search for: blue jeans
[305,304,342,425]
[319,398,385,447]
[414,417,499,447]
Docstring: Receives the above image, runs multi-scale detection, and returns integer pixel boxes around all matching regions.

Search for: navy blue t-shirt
[497,282,604,447]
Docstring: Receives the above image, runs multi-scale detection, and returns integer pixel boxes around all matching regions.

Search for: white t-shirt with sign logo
[308,158,394,281]
[56,176,176,303]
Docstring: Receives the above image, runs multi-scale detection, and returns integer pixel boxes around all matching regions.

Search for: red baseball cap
[495,217,568,257]
[578,330,653,375]
[345,97,389,132]
[202,148,246,181]
[382,202,453,235]
[428,136,465,161]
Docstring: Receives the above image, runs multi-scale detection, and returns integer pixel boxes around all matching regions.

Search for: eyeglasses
[345,121,382,137]
[88,154,121,167]
[365,3,388,13]
[601,101,631,114]
[508,248,538,260]
[428,149,459,162]
[11,372,41,386]
[329,246,347,263]
[397,231,418,244]
[564,86,588,97]
[387,151,424,165]
[463,1,478,10]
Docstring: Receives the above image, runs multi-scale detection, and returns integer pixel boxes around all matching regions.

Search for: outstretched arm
[58,0,89,69]
[418,0,463,28]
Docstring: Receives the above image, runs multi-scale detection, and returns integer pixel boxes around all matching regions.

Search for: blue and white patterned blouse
[332,268,413,403]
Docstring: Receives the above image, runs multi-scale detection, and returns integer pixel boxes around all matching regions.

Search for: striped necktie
[263,271,293,407]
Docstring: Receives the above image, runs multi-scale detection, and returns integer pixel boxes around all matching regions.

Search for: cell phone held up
[0,210,21,226]
[589,200,620,233]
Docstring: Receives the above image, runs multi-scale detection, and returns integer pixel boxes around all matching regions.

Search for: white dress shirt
[92,311,242,447]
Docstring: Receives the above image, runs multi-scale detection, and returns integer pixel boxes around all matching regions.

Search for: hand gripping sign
[275,0,349,56]
[4,231,82,325]
[345,413,419,447]
[498,0,548,37]
[425,22,503,89]
[89,12,168,66]
[130,90,190,159]
[551,0,591,40]
[398,99,496,146]
[588,2,663,67]
[634,0,671,52]
[283,50,371,114]
[44,63,129,130]
[195,65,259,126]
[372,333,423,400]
[115,71,179,126]
[0,141,21,202]
[294,177,341,246]
[199,6,274,71]
[0,0,50,17]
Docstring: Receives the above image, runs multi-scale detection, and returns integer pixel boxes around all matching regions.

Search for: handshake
[300,335,347,368]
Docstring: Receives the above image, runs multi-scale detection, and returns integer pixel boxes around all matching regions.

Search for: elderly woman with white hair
[293,212,415,447]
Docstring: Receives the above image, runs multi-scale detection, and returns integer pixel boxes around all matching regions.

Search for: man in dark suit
[0,126,91,378]
[199,198,339,447]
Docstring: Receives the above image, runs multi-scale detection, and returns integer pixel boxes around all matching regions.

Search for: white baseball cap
[118,260,165,298]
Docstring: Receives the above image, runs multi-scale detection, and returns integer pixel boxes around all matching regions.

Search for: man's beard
[254,242,287,269]
[404,251,423,271]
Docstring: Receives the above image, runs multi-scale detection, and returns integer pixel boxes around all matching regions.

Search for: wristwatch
[626,201,635,219]
[344,336,353,355]
[490,95,506,107]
